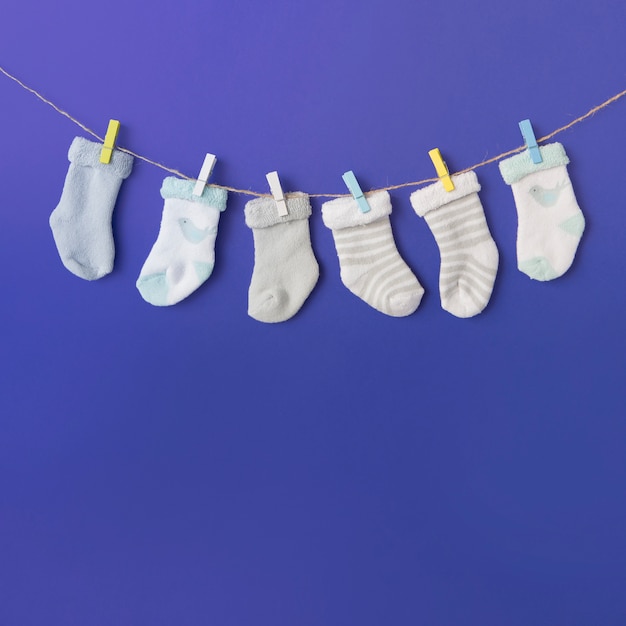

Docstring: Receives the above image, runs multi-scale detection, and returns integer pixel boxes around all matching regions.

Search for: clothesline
[1,64,625,198]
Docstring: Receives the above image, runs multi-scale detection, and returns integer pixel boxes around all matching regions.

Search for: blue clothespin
[342,170,370,213]
[519,119,542,164]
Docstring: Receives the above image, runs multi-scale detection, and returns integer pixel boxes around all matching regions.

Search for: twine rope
[2,64,625,199]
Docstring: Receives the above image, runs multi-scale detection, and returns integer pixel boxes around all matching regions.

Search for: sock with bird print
[499,142,585,281]
[136,177,227,306]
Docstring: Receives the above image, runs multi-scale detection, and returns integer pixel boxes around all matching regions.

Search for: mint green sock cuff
[499,142,569,185]
[160,176,228,211]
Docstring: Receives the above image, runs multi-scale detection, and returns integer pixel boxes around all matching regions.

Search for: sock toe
[62,256,111,281]
[442,282,486,318]
[248,289,290,323]
[387,287,424,317]
[518,257,559,281]
[137,272,169,306]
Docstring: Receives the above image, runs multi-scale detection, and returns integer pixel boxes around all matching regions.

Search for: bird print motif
[528,181,569,207]
[178,218,216,244]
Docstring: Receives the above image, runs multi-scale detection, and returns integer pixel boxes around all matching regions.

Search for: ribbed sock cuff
[245,192,312,229]
[161,176,228,211]
[321,190,391,230]
[410,171,481,217]
[68,136,134,179]
[499,142,569,185]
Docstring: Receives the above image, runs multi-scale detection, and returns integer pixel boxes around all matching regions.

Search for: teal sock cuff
[68,136,134,179]
[161,176,228,211]
[499,142,569,185]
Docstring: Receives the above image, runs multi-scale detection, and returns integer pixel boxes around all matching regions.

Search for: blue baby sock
[50,137,134,280]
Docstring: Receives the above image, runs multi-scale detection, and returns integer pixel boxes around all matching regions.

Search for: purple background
[1,1,626,625]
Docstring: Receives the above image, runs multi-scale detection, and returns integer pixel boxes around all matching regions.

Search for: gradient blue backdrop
[1,1,625,625]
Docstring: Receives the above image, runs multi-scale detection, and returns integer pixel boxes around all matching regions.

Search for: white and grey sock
[322,190,423,317]
[411,171,498,318]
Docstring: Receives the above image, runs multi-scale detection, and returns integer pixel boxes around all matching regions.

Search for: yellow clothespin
[428,148,455,192]
[100,119,121,164]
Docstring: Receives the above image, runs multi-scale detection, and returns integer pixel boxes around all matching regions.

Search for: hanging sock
[245,192,319,323]
[322,190,423,317]
[410,171,499,318]
[49,137,133,280]
[499,142,585,281]
[136,177,227,306]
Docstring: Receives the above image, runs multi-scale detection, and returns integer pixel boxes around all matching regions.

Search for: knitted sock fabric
[136,177,228,306]
[322,190,423,317]
[49,136,134,280]
[245,193,319,323]
[410,171,498,318]
[499,142,585,281]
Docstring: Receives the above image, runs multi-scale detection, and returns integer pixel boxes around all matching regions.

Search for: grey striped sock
[411,172,498,318]
[322,191,423,317]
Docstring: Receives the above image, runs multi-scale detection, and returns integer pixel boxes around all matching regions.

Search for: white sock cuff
[68,136,134,180]
[499,142,569,185]
[161,176,228,211]
[410,171,481,217]
[245,192,312,229]
[321,189,391,230]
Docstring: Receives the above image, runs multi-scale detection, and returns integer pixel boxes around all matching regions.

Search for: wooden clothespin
[100,119,120,164]
[519,119,542,164]
[342,170,371,213]
[193,153,217,197]
[266,171,289,216]
[428,148,455,192]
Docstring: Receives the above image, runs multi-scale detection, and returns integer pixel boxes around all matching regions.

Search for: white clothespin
[266,171,289,216]
[193,153,217,197]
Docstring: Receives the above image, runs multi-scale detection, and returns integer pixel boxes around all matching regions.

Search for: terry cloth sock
[245,192,319,323]
[499,142,585,281]
[136,177,227,306]
[322,190,423,317]
[49,136,133,280]
[410,171,499,318]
